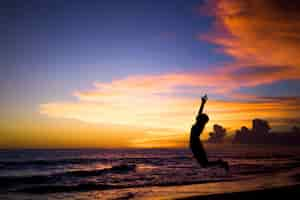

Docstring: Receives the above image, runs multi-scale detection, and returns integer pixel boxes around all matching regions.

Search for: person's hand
[201,94,208,104]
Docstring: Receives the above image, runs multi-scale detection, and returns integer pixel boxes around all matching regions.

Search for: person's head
[196,114,209,125]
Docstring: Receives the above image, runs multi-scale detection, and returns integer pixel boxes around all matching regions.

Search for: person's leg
[191,141,229,171]
[206,160,229,171]
[191,141,209,166]
[205,160,223,167]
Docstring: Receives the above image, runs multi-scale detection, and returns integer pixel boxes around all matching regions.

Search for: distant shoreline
[176,184,300,200]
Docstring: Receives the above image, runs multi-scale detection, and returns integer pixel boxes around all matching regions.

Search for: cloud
[40,71,300,135]
[72,68,299,104]
[40,74,212,131]
[200,0,300,70]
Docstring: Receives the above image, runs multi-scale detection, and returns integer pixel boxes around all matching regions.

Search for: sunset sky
[1,0,300,148]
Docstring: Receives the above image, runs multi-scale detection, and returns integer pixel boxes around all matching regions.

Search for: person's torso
[190,124,201,147]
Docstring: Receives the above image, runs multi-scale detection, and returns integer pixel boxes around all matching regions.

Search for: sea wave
[17,178,235,194]
[0,158,108,169]
[229,161,300,175]
[0,156,190,170]
[0,164,136,189]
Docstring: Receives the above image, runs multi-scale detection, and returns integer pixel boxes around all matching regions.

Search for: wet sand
[177,184,300,200]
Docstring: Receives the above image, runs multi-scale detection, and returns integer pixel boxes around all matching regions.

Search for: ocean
[1,145,300,200]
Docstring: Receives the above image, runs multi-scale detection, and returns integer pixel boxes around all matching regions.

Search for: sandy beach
[177,184,300,200]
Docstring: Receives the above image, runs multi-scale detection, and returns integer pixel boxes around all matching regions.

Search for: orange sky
[1,0,300,148]
[2,94,299,148]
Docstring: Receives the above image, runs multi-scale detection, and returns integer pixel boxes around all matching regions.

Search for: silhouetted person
[190,95,229,171]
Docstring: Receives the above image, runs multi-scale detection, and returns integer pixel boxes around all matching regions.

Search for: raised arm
[197,94,208,116]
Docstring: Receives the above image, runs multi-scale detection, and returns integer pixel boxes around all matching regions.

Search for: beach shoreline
[176,184,300,200]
